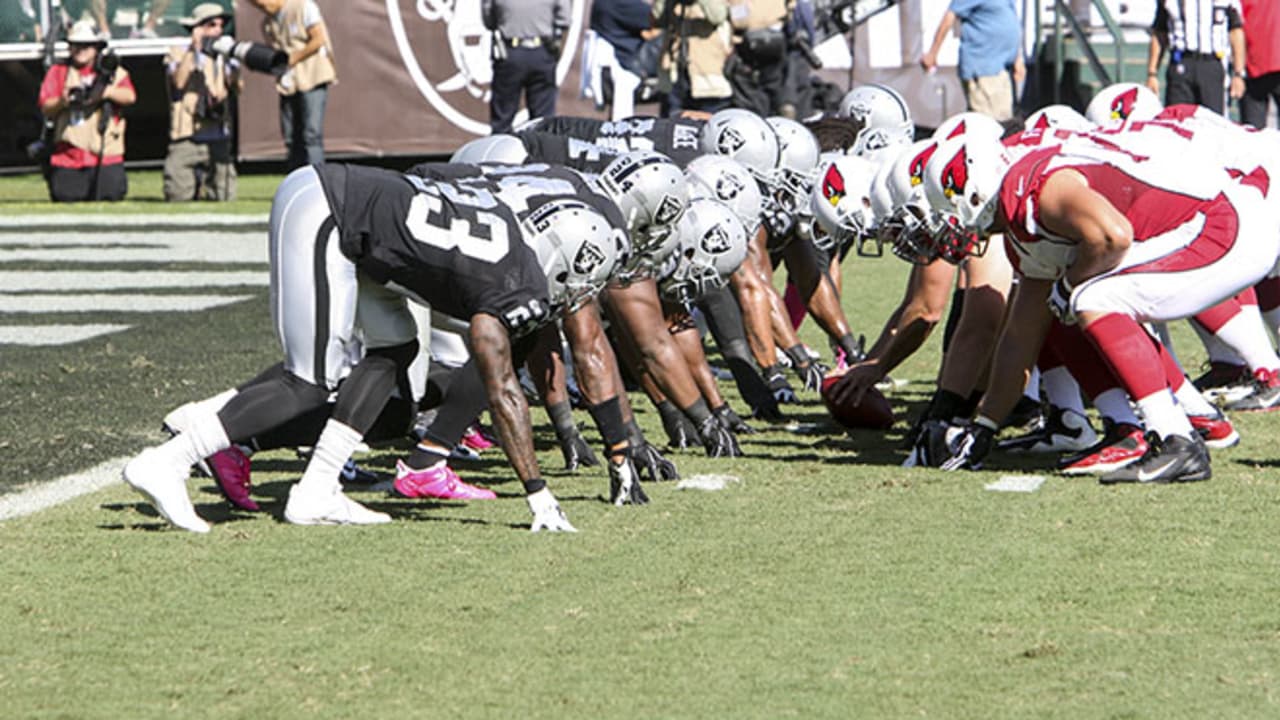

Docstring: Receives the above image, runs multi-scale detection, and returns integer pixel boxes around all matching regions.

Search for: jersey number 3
[405,191,509,263]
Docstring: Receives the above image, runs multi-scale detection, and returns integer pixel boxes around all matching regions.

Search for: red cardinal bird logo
[1110,87,1139,120]
[940,146,969,200]
[822,164,846,206]
[908,142,938,187]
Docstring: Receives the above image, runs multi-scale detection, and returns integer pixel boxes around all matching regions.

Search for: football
[821,375,895,430]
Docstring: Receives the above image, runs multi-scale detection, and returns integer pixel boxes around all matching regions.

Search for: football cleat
[1003,395,1044,432]
[283,485,391,526]
[997,406,1098,453]
[460,423,497,451]
[393,460,497,501]
[207,445,258,511]
[1098,433,1211,485]
[1192,361,1253,404]
[339,458,382,485]
[1058,421,1147,475]
[1188,409,1240,449]
[161,401,211,477]
[123,447,211,533]
[1222,368,1280,413]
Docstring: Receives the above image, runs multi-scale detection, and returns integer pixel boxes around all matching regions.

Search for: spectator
[726,0,793,117]
[483,0,570,133]
[588,0,655,121]
[921,0,1025,121]
[248,0,337,171]
[1145,0,1246,115]
[653,0,732,117]
[163,3,239,201]
[37,20,135,202]
[1240,0,1279,129]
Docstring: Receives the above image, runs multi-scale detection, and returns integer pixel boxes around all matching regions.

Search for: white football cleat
[284,485,391,526]
[997,406,1098,453]
[123,448,211,533]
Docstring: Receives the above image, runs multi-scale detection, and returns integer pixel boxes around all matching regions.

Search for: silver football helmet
[810,154,880,256]
[522,199,624,313]
[766,116,822,215]
[685,155,764,236]
[597,150,689,280]
[839,83,915,161]
[660,198,749,303]
[449,134,529,165]
[698,108,782,182]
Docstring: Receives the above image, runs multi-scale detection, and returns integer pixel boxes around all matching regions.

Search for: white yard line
[0,456,128,522]
[0,213,268,229]
[0,294,254,313]
[0,324,132,345]
[0,270,267,291]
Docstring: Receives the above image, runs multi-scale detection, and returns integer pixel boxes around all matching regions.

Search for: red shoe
[1222,368,1280,413]
[394,460,496,500]
[207,445,258,511]
[460,424,497,451]
[1058,422,1148,475]
[1189,409,1240,449]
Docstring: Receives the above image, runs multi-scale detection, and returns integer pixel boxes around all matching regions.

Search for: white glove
[527,488,577,533]
[608,454,649,506]
[1047,277,1077,325]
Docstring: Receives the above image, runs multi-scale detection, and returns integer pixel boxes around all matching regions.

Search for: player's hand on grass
[528,487,577,532]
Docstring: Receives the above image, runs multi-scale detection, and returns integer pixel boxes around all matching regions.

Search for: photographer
[164,3,240,201]
[248,0,336,171]
[725,0,795,117]
[37,19,135,202]
[653,0,733,117]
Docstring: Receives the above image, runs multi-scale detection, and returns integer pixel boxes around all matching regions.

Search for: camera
[201,35,288,76]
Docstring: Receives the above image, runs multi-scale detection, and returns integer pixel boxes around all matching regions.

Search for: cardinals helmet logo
[1110,87,1139,120]
[944,120,966,140]
[822,164,846,207]
[908,142,938,187]
[940,146,970,200]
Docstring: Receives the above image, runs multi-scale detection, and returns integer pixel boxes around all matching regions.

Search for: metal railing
[1037,0,1128,104]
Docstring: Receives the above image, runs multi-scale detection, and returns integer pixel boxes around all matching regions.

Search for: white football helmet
[1084,82,1163,125]
[597,150,689,278]
[810,154,879,255]
[698,108,782,182]
[839,84,915,160]
[523,199,623,313]
[660,198,749,303]
[881,140,959,264]
[1025,104,1093,133]
[766,116,822,214]
[931,112,1005,143]
[685,155,764,236]
[922,135,1010,261]
[450,134,529,165]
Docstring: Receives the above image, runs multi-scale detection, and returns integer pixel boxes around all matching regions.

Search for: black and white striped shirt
[1153,0,1243,57]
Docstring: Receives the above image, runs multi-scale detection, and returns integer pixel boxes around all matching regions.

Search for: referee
[1145,0,1247,115]
[483,0,570,134]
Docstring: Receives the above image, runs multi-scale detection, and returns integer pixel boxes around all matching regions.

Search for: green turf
[0,170,280,214]
[3,222,1280,717]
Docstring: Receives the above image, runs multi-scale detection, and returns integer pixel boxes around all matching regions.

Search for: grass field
[0,169,276,214]
[2,178,1280,718]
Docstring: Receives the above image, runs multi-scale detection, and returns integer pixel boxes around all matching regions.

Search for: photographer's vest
[729,0,789,64]
[54,65,127,158]
[166,48,233,142]
[262,0,337,96]
[655,0,732,99]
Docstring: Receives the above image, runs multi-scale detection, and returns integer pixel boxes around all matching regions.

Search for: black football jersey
[522,115,704,168]
[517,131,620,174]
[316,163,552,337]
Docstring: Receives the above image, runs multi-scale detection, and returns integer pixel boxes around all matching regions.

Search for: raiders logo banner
[234,0,597,161]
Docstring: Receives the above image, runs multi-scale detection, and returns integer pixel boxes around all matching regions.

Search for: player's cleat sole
[1193,361,1253,403]
[393,460,496,501]
[1098,433,1211,485]
[998,406,1098,453]
[284,485,391,526]
[1058,422,1147,475]
[123,448,211,533]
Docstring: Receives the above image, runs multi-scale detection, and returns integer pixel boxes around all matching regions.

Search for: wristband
[784,344,810,368]
[522,477,547,495]
[682,397,713,425]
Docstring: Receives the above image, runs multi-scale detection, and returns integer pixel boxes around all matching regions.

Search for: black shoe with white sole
[1098,433,1211,485]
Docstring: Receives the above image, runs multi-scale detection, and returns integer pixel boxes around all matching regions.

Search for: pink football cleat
[207,445,258,511]
[460,423,497,451]
[394,460,496,501]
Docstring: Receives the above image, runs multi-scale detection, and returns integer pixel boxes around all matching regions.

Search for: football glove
[554,425,600,471]
[527,488,577,533]
[938,420,996,471]
[657,400,699,450]
[607,451,650,506]
[764,364,798,404]
[696,413,742,458]
[714,403,757,434]
[1047,277,1077,325]
[630,438,680,482]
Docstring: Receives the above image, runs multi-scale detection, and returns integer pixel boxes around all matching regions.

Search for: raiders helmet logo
[572,241,606,275]
[908,142,938,187]
[717,127,747,156]
[822,164,846,207]
[940,146,970,200]
[654,195,683,225]
[715,173,745,200]
[700,224,732,255]
[1110,87,1139,120]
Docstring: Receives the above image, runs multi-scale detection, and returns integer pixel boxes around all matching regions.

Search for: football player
[124,163,621,532]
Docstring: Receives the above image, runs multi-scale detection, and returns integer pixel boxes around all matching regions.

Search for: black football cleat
[1098,433,1211,485]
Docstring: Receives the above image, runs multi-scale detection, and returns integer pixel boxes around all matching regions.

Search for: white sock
[1193,321,1244,365]
[296,419,363,494]
[1210,313,1279,371]
[1135,389,1193,439]
[156,405,230,469]
[1041,367,1085,415]
[1093,388,1141,426]
[1172,378,1217,417]
[197,388,238,415]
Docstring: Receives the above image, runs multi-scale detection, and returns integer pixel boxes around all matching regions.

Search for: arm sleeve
[1226,5,1243,30]
[37,65,63,106]
[303,1,322,27]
